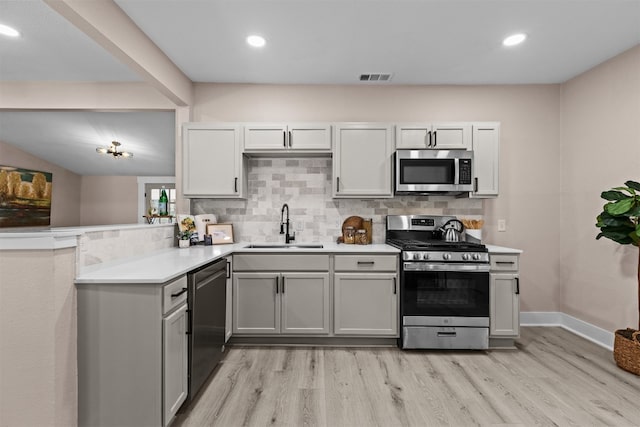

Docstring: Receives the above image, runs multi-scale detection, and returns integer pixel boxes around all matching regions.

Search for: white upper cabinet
[470,123,500,198]
[244,123,331,152]
[182,123,246,198]
[395,123,471,150]
[333,123,394,198]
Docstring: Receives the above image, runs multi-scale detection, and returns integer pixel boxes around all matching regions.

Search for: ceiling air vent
[359,73,392,82]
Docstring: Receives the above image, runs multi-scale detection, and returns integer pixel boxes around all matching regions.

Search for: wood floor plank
[173,328,640,427]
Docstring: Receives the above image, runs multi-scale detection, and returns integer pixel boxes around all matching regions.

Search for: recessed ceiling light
[0,24,20,38]
[503,33,527,47]
[246,35,266,48]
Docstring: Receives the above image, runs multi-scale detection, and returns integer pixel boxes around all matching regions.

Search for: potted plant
[596,180,640,375]
[177,229,193,248]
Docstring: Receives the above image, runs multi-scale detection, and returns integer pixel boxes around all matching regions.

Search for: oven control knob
[472,253,481,260]
[462,253,471,261]
[443,253,451,260]
[413,253,421,260]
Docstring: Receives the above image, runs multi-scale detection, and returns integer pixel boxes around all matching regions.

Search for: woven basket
[613,328,640,376]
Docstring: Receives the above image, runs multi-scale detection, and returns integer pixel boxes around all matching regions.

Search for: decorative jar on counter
[344,226,356,244]
[356,229,368,245]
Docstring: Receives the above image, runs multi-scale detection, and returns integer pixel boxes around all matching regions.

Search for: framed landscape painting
[0,165,53,227]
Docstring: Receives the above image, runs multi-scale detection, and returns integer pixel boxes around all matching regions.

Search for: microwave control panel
[459,159,472,184]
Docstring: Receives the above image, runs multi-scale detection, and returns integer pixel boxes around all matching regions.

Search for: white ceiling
[116,0,640,85]
[0,0,639,175]
[0,111,175,176]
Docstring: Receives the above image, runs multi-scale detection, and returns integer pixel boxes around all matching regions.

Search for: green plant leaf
[599,230,634,244]
[601,190,628,201]
[596,213,633,228]
[625,180,640,191]
[623,203,640,218]
[605,198,635,215]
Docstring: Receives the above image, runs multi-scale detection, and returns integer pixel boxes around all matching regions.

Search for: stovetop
[386,238,488,253]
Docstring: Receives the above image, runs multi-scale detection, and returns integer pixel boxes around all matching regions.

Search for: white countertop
[0,223,173,250]
[486,244,523,254]
[75,242,400,284]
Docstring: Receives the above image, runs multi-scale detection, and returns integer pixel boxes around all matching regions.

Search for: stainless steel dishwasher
[186,258,227,402]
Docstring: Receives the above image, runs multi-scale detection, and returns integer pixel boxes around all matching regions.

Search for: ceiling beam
[43,0,193,107]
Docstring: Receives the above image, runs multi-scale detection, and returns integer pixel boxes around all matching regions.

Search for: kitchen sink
[244,243,324,249]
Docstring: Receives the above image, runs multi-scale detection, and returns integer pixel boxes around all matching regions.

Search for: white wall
[79,176,139,226]
[192,83,563,313]
[560,45,640,331]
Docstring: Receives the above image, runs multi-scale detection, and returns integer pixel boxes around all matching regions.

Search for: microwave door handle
[453,158,460,184]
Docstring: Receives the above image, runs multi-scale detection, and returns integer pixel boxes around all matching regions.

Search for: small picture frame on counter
[206,223,234,244]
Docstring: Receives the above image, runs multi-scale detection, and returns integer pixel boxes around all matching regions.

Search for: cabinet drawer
[234,254,329,271]
[334,255,397,272]
[163,275,188,315]
[490,254,519,272]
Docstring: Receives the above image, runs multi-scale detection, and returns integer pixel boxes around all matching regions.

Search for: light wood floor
[174,327,640,427]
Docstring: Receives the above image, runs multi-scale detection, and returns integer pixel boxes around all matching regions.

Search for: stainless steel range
[386,215,490,350]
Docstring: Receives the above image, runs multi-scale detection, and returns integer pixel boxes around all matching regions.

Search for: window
[146,183,176,217]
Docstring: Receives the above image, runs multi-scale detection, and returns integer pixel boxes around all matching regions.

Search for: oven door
[401,263,489,318]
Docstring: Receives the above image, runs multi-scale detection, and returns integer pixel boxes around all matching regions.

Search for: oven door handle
[403,262,490,272]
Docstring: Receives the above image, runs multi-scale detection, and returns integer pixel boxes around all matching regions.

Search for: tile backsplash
[192,158,483,244]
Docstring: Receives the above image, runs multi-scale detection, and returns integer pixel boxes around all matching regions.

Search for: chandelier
[96,141,133,158]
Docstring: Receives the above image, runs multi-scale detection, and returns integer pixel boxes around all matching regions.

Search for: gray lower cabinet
[333,255,399,336]
[77,275,188,427]
[162,303,188,424]
[233,272,330,334]
[489,253,520,338]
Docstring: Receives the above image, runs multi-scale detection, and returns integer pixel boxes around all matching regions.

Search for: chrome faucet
[280,203,296,244]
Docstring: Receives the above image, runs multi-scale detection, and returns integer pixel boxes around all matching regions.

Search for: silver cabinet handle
[283,130,286,147]
[515,277,520,295]
[282,277,285,293]
[357,261,375,265]
[427,130,432,147]
[288,131,292,148]
[275,276,279,294]
[234,177,238,193]
[433,130,437,147]
[336,177,340,193]
[393,277,397,294]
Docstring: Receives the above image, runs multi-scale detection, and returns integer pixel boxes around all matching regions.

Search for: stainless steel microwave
[395,149,474,195]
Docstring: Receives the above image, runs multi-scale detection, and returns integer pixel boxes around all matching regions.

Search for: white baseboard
[521,311,614,350]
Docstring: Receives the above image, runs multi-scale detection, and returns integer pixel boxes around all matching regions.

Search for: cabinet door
[334,273,398,336]
[225,256,233,342]
[182,125,243,197]
[233,273,280,334]
[281,272,330,334]
[395,124,431,149]
[163,303,188,426]
[244,124,288,151]
[431,123,471,149]
[471,123,500,198]
[490,273,520,337]
[288,123,332,151]
[333,123,394,198]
